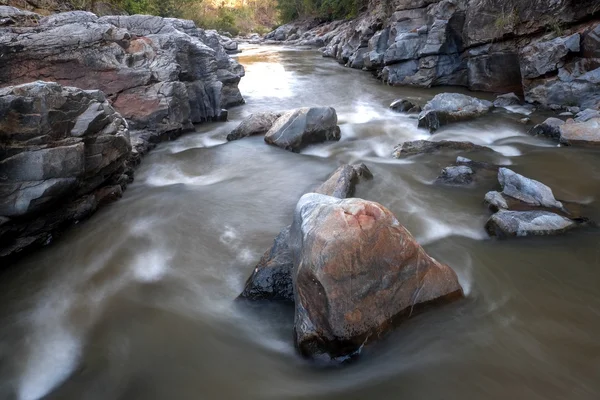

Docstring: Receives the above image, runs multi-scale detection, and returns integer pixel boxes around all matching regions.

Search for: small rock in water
[497,168,564,211]
[264,107,341,152]
[437,166,475,185]
[389,98,420,113]
[393,140,493,157]
[227,111,282,141]
[417,93,493,132]
[528,117,565,141]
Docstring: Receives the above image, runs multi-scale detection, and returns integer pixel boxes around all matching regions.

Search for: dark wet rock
[559,118,600,146]
[436,165,475,185]
[227,112,282,141]
[493,93,521,108]
[393,140,493,157]
[520,34,581,80]
[264,107,341,152]
[437,156,499,186]
[292,194,463,361]
[239,164,373,302]
[0,81,130,259]
[389,99,421,113]
[417,93,493,132]
[485,210,582,238]
[528,118,565,140]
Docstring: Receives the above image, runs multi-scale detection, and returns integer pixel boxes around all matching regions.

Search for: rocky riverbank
[0,7,245,262]
[264,0,600,111]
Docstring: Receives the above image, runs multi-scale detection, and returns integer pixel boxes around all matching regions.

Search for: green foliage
[276,0,367,23]
[494,7,519,31]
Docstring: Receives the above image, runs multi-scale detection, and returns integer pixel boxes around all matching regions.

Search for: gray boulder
[486,210,581,238]
[497,168,565,211]
[227,112,282,141]
[559,118,600,146]
[264,107,341,152]
[418,93,493,132]
[239,164,373,302]
[393,140,493,157]
[493,93,521,108]
[575,109,600,122]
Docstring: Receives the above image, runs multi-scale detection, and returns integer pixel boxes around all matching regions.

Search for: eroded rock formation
[267,0,600,110]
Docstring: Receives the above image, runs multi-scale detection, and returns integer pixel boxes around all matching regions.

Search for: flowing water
[1,46,600,400]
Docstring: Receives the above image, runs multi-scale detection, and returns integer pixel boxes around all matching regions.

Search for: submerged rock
[227,112,282,141]
[264,107,341,152]
[486,210,581,238]
[393,140,493,157]
[389,98,421,113]
[436,166,475,185]
[292,194,463,361]
[0,81,131,258]
[418,93,493,132]
[239,164,373,302]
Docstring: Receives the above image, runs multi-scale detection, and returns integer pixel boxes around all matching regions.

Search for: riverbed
[1,45,599,400]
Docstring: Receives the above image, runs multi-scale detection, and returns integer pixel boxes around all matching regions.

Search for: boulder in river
[264,107,341,152]
[393,140,493,157]
[389,98,421,113]
[292,194,463,361]
[417,93,493,132]
[558,118,600,146]
[239,164,373,302]
[227,112,282,141]
[486,210,583,238]
[436,166,475,185]
[493,93,521,108]
[0,81,131,258]
[488,168,565,212]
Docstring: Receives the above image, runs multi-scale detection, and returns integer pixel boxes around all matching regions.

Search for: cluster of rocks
[0,7,245,261]
[264,0,600,111]
[529,111,600,146]
[484,168,589,237]
[227,107,341,152]
[239,164,463,362]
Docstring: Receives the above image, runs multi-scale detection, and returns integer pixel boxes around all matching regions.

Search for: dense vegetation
[72,0,367,34]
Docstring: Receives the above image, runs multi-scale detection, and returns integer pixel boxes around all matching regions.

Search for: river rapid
[1,45,599,400]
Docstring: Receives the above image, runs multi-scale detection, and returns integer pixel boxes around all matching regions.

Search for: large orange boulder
[291,194,463,361]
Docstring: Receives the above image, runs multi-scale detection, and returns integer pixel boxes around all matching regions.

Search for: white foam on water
[144,165,227,187]
[17,326,81,400]
[416,216,488,245]
[131,249,171,283]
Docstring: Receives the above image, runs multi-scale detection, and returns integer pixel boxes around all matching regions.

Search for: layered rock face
[0,7,245,261]
[0,7,245,149]
[0,81,131,258]
[269,0,600,109]
[291,194,463,360]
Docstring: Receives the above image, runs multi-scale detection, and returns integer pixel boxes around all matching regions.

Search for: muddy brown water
[1,46,599,400]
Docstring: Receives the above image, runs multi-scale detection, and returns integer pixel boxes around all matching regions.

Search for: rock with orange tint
[238,164,372,302]
[291,194,463,361]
